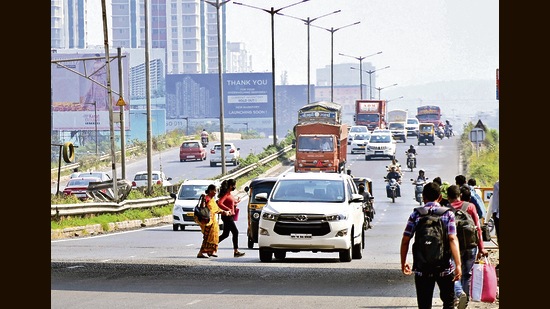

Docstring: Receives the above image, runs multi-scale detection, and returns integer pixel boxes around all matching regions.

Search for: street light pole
[339,51,382,99]
[277,10,341,104]
[235,0,311,146]
[311,21,361,102]
[205,0,230,174]
[350,65,390,99]
[376,83,398,100]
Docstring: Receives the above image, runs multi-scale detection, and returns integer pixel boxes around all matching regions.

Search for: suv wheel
[259,248,273,262]
[339,238,352,262]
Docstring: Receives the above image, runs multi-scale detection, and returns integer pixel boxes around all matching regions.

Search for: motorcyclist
[406,145,417,168]
[200,129,209,145]
[416,169,426,182]
[444,120,453,136]
[387,158,402,175]
[358,183,375,227]
[385,166,402,197]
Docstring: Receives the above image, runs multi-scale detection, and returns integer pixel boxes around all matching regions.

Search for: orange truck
[293,101,348,173]
[354,99,387,131]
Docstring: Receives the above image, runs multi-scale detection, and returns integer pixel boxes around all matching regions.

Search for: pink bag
[233,207,240,221]
[470,257,497,303]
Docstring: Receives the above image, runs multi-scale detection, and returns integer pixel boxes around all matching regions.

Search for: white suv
[256,172,365,262]
[365,132,396,160]
[131,170,172,189]
[405,118,420,136]
[170,179,223,231]
[209,142,240,167]
[347,125,370,145]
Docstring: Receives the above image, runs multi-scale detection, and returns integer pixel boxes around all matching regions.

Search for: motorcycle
[362,195,375,230]
[436,126,445,139]
[200,136,208,148]
[384,177,401,203]
[411,177,429,205]
[444,125,453,138]
[406,152,417,172]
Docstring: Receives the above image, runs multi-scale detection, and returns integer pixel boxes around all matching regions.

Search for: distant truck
[387,109,408,142]
[416,105,443,127]
[293,101,348,173]
[354,99,387,131]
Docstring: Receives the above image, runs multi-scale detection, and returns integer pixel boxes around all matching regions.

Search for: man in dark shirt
[386,166,402,197]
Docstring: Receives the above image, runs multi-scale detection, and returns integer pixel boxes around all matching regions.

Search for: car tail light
[156,180,162,185]
[229,149,235,153]
[210,149,215,154]
[132,181,137,186]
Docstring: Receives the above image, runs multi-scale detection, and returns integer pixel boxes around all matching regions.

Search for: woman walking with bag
[217,179,245,257]
[196,184,224,258]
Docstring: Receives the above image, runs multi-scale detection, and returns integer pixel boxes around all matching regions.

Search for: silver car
[209,142,240,167]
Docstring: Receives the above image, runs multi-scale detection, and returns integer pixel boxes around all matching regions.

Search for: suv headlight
[261,211,279,221]
[326,213,347,221]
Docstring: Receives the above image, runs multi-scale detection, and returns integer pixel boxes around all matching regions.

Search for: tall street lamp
[311,21,361,102]
[376,83,398,100]
[350,65,390,99]
[205,0,230,173]
[387,96,404,103]
[234,0,311,146]
[277,9,341,104]
[339,51,382,99]
[85,101,98,156]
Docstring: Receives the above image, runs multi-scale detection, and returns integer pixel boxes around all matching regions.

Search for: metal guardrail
[51,145,293,218]
[51,146,140,175]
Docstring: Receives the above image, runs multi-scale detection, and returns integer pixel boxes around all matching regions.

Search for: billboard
[165,72,273,119]
[51,52,131,131]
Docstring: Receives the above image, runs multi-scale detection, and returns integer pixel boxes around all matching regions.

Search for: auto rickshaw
[418,123,436,145]
[243,177,278,249]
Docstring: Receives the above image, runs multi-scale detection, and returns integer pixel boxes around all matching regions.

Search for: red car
[179,140,206,162]
[63,177,102,200]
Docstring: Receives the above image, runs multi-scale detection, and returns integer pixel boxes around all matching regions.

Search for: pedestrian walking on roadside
[400,182,462,309]
[217,179,245,257]
[449,185,489,309]
[196,184,224,258]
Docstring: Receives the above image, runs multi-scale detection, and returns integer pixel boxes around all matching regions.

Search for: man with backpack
[449,185,489,309]
[400,182,462,309]
[455,175,486,220]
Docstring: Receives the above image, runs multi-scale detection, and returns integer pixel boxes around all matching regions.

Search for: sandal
[197,253,209,258]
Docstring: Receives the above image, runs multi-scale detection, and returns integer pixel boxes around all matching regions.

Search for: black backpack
[452,202,479,250]
[412,206,451,274]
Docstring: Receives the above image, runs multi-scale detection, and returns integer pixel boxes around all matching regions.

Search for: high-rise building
[51,0,89,49]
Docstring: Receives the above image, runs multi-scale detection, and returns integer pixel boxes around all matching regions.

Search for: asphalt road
[51,136,500,308]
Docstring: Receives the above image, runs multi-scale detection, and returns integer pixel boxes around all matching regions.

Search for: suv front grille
[273,213,331,236]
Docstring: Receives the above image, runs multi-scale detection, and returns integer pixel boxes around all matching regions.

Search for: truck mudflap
[86,179,133,202]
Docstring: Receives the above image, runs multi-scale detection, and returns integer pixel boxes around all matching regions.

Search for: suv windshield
[271,179,344,202]
[178,184,208,199]
[369,134,392,143]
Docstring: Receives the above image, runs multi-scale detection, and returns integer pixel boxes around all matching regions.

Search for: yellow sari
[199,196,221,254]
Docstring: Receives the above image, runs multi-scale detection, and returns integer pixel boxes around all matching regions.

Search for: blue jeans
[453,247,477,299]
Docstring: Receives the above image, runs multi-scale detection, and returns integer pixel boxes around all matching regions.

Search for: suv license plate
[291,233,312,239]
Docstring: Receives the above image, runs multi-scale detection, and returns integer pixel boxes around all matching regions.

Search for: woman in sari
[197,184,227,258]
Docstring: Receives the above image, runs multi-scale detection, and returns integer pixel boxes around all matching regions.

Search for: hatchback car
[256,172,364,262]
[63,177,103,200]
[350,133,371,154]
[209,142,240,167]
[170,179,223,231]
[179,140,207,162]
[365,132,396,160]
[131,171,172,188]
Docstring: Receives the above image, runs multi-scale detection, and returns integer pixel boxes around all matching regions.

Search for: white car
[365,132,396,160]
[257,172,365,262]
[131,170,172,188]
[406,118,420,136]
[347,125,370,145]
[170,179,223,231]
[209,142,240,167]
[350,133,371,154]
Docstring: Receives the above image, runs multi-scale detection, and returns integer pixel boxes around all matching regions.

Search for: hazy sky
[88,0,499,87]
